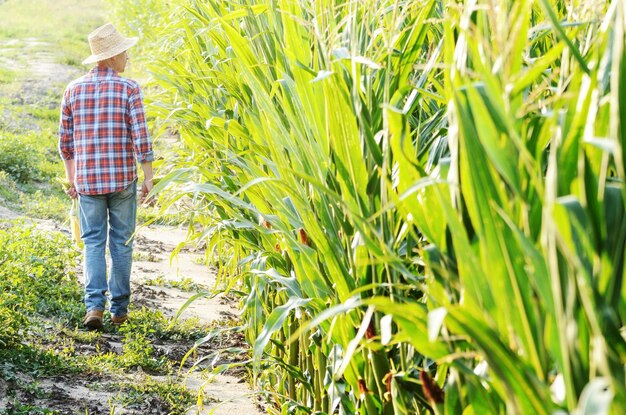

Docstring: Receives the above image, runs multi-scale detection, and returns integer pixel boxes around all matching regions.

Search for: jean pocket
[119,181,137,199]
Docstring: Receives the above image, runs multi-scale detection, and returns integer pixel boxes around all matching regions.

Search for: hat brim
[82,37,138,65]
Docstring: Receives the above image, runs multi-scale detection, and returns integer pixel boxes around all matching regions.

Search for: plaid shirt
[59,67,153,195]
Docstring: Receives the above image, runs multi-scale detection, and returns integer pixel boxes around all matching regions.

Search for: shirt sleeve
[127,85,154,162]
[58,88,74,160]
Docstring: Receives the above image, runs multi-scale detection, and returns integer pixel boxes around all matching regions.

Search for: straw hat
[82,23,138,65]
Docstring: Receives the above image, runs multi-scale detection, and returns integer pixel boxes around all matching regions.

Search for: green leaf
[253,297,311,371]
[510,41,565,97]
[537,0,589,73]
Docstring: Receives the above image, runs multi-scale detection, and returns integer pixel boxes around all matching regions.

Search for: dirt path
[0,32,261,414]
[132,225,260,415]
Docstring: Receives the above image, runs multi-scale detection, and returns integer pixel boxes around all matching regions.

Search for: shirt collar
[90,66,118,76]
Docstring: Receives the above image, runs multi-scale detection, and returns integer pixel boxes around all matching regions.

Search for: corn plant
[110,0,626,413]
[380,1,626,413]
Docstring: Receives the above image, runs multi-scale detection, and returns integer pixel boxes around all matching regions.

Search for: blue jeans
[78,181,137,317]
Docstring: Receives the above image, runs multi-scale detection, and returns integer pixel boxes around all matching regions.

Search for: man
[58,23,154,330]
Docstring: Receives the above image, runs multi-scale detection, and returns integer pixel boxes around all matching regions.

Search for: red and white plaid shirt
[59,67,153,195]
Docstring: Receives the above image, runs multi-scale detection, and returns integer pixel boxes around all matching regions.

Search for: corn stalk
[110,0,626,413]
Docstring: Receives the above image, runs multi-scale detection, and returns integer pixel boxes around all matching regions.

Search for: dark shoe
[83,310,104,330]
[111,314,128,326]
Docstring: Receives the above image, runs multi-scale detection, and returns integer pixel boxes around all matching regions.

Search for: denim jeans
[78,181,137,317]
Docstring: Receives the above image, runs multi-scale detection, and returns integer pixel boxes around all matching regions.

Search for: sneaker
[83,310,104,330]
[111,314,128,326]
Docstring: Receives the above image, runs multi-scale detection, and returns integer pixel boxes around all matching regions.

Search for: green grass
[0,133,43,183]
[0,171,18,203]
[0,89,71,219]
[19,189,70,222]
[0,126,70,221]
[0,91,64,130]
[0,223,213,413]
[0,0,106,68]
[30,106,60,123]
[0,66,17,84]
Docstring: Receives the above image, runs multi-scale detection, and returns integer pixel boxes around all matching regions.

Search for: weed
[127,336,168,373]
[122,306,206,342]
[0,171,19,203]
[0,128,63,184]
[79,307,207,375]
[61,326,101,344]
[29,106,59,122]
[132,250,159,262]
[110,377,199,415]
[0,344,81,378]
[144,275,205,292]
[0,305,26,349]
[19,190,70,222]
[0,223,82,328]
[0,67,17,84]
[0,402,60,415]
[0,133,40,183]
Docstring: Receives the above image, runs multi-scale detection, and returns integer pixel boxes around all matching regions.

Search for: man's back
[59,67,152,195]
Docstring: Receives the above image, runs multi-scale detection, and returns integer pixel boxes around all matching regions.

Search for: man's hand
[139,160,154,205]
[141,178,153,204]
[65,182,78,199]
[62,160,77,199]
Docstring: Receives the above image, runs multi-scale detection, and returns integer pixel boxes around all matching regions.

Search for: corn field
[110,0,626,413]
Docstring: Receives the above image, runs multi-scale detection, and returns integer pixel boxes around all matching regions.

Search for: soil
[0,211,262,415]
[0,37,262,414]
